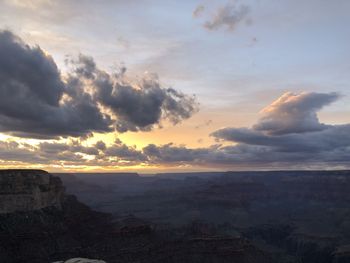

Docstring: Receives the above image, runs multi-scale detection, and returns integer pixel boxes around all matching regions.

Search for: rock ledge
[0,169,63,213]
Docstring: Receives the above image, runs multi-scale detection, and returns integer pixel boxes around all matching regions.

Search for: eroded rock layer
[0,169,64,214]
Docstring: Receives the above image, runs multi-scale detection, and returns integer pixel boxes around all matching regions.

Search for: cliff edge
[0,169,64,213]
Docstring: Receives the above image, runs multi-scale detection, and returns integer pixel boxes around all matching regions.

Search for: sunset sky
[0,0,349,172]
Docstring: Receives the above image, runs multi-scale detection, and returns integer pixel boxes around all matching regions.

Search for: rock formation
[0,169,63,213]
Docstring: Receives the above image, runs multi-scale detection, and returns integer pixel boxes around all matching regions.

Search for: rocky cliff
[0,169,63,213]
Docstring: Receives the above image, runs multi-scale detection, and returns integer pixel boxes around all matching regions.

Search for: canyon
[0,169,271,263]
[1,169,350,262]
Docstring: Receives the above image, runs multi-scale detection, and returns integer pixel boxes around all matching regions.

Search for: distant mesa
[0,169,64,214]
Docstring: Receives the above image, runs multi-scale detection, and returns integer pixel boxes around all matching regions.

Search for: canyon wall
[0,169,64,213]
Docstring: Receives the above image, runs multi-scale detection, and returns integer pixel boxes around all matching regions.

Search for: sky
[0,0,349,172]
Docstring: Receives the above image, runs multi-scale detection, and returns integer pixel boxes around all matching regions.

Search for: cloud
[3,0,81,24]
[0,30,198,138]
[194,2,251,32]
[212,125,350,154]
[88,60,199,133]
[210,92,350,166]
[131,91,350,168]
[5,0,52,10]
[104,139,146,161]
[0,137,148,167]
[193,5,205,18]
[0,31,111,138]
[253,92,340,135]
[143,143,209,163]
[0,90,348,170]
[95,140,107,151]
[0,140,44,163]
[195,119,213,129]
[39,141,99,156]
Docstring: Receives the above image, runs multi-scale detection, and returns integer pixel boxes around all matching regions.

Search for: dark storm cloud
[90,62,199,133]
[194,2,251,32]
[0,30,112,138]
[0,31,198,138]
[66,54,198,133]
[70,54,97,79]
[0,31,63,105]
